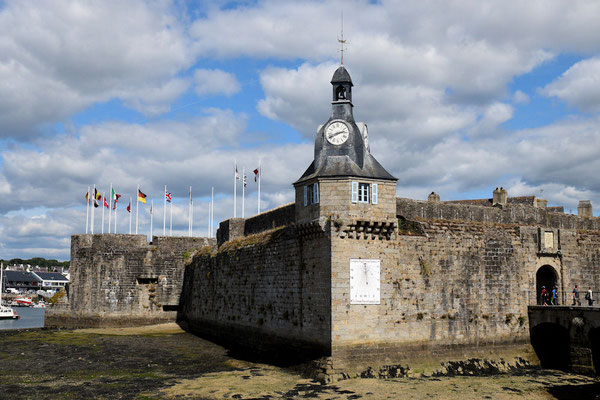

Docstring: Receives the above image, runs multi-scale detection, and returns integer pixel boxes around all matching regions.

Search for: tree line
[0,257,69,270]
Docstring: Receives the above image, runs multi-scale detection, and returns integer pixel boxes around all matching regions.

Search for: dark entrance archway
[531,322,570,370]
[537,265,558,305]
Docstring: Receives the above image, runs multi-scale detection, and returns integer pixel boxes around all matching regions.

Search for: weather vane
[338,11,347,65]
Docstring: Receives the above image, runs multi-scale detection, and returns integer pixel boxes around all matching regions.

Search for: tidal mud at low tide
[1,324,599,399]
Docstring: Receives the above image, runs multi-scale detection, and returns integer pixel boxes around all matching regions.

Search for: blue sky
[1,0,600,260]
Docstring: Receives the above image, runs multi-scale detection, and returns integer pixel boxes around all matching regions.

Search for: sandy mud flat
[1,324,599,399]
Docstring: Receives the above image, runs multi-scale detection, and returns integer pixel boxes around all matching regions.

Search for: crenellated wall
[47,234,215,328]
[179,226,331,359]
[179,197,600,377]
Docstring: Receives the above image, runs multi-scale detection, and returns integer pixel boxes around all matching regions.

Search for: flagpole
[170,200,173,236]
[191,198,194,237]
[114,198,118,234]
[150,199,153,240]
[91,184,96,234]
[163,185,166,236]
[242,167,245,218]
[207,201,210,237]
[188,186,192,237]
[129,196,132,234]
[234,161,237,218]
[85,185,90,234]
[136,184,139,235]
[211,186,214,237]
[101,191,105,234]
[108,183,112,233]
[258,159,261,214]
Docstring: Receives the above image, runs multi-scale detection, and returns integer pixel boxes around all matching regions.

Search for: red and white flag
[126,202,131,213]
[113,194,121,210]
[103,197,109,208]
[253,168,259,182]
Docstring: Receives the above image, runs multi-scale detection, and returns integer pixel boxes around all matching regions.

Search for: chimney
[428,192,440,202]
[492,187,508,207]
[578,200,593,218]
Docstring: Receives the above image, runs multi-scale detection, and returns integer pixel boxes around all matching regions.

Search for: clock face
[325,121,350,145]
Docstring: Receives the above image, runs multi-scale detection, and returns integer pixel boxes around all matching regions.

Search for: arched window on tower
[336,85,346,100]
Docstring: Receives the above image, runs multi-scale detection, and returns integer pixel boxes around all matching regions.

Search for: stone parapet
[397,197,600,230]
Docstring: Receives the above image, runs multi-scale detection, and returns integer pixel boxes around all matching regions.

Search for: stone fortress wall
[179,193,600,376]
[47,234,215,328]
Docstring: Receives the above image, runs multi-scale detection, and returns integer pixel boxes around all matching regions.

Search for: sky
[2,0,600,261]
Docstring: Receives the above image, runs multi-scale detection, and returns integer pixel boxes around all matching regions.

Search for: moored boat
[0,264,20,319]
[0,305,19,319]
[14,297,33,307]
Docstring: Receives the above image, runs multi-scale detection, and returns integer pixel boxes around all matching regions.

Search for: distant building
[31,271,69,293]
[2,270,42,292]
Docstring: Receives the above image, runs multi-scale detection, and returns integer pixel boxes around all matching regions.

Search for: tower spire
[337,11,346,65]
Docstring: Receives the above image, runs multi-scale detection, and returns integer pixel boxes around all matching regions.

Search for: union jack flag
[165,192,172,203]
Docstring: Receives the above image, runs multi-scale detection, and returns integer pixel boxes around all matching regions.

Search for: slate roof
[331,65,353,84]
[33,272,69,281]
[3,270,41,283]
[297,154,396,183]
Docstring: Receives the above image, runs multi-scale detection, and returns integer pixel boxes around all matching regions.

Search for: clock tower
[293,65,397,235]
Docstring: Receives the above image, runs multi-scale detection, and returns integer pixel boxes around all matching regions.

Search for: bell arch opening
[536,265,558,305]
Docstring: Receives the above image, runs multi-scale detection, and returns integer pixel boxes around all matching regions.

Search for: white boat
[0,304,19,319]
[0,264,19,319]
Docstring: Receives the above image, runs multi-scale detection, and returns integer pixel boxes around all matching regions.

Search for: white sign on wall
[350,258,381,305]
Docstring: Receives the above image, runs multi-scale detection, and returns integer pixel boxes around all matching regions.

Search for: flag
[103,197,109,208]
[253,168,259,182]
[94,188,102,200]
[235,165,240,180]
[138,189,147,203]
[243,173,247,187]
[150,203,153,214]
[85,191,90,201]
[113,194,121,210]
[94,199,99,208]
[126,202,131,213]
[165,192,172,203]
[111,187,118,200]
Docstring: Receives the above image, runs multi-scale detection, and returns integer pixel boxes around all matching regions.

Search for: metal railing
[527,289,598,307]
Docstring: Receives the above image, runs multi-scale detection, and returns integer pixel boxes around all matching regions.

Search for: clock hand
[329,130,345,138]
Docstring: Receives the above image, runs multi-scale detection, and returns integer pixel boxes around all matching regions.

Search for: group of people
[572,285,594,307]
[539,285,595,306]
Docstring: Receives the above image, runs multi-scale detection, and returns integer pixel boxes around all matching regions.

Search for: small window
[137,277,158,284]
[358,183,369,203]
[352,181,378,204]
[304,183,319,206]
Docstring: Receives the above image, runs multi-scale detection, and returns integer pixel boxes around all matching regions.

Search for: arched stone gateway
[536,265,559,305]
[531,322,570,370]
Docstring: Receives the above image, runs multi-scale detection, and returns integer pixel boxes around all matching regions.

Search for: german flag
[138,189,147,204]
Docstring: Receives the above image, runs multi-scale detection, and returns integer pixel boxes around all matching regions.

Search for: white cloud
[542,57,600,112]
[194,68,240,97]
[513,90,530,104]
[0,0,193,137]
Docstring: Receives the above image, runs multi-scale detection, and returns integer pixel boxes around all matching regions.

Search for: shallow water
[0,307,45,330]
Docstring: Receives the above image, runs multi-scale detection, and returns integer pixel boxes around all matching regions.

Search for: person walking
[541,286,549,305]
[551,286,558,305]
[573,285,581,306]
[586,287,594,307]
